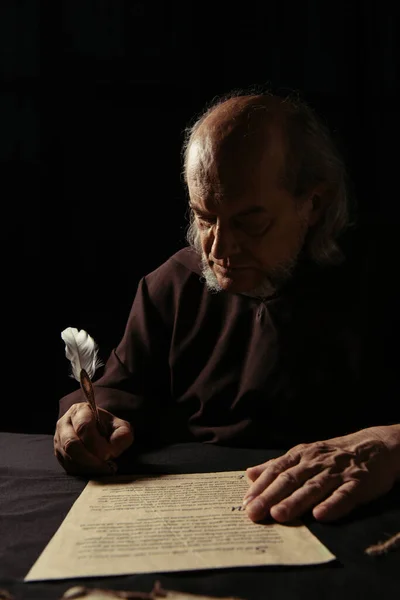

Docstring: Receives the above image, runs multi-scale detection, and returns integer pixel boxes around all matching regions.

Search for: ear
[307,195,322,225]
[307,184,328,226]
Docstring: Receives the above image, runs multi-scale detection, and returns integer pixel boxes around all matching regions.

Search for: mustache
[200,255,279,298]
[188,221,304,297]
[211,261,252,269]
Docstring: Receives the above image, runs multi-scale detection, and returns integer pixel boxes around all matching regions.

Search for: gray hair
[182,88,354,265]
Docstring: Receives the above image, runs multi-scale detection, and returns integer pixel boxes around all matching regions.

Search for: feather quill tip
[61,327,104,382]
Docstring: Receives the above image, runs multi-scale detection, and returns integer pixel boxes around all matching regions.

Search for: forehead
[186,125,286,215]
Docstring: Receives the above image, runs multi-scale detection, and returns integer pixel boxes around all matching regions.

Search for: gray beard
[188,221,306,300]
[199,253,297,299]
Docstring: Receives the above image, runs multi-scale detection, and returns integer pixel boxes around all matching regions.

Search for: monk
[54,91,400,524]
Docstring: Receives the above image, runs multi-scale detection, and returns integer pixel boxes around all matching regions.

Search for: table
[0,433,399,599]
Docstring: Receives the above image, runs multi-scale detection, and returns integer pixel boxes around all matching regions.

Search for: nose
[210,223,240,259]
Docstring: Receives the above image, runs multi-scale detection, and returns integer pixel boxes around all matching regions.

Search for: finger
[269,472,341,522]
[108,418,134,458]
[312,480,361,522]
[55,440,113,475]
[245,462,322,522]
[243,451,301,502]
[71,405,113,461]
[57,449,115,476]
[54,434,66,469]
[246,462,272,482]
[55,439,117,476]
[58,419,113,474]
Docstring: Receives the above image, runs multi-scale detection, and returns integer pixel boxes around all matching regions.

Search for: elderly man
[55,91,400,525]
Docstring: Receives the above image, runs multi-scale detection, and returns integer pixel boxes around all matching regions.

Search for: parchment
[25,471,335,581]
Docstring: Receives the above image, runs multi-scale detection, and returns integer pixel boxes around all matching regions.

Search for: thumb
[108,419,134,458]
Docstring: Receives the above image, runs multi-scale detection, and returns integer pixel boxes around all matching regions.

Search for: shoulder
[146,247,203,283]
[140,247,205,312]
[144,247,203,292]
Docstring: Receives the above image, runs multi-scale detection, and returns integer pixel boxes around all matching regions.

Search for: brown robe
[59,243,398,449]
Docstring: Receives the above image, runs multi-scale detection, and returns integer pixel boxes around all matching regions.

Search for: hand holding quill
[56,327,133,475]
[61,327,106,436]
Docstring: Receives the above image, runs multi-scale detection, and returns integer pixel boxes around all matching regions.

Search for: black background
[1,1,399,434]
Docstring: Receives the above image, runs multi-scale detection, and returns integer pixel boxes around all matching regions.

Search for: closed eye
[235,216,272,236]
[193,209,272,236]
[195,213,217,227]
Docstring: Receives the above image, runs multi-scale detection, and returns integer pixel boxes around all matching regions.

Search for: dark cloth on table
[59,232,399,449]
[1,433,400,600]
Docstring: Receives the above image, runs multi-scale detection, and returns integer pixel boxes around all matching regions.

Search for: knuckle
[55,416,66,431]
[350,467,368,480]
[251,461,267,475]
[303,441,326,454]
[71,402,91,419]
[114,424,134,444]
[312,441,331,454]
[113,418,131,434]
[75,419,91,437]
[57,403,88,424]
[304,478,324,494]
[335,486,353,500]
[268,464,282,478]
[292,443,309,453]
[265,459,280,472]
[73,414,94,437]
[119,421,132,435]
[67,403,82,416]
[278,471,298,486]
[62,436,80,455]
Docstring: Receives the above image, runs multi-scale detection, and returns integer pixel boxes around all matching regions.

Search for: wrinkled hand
[54,402,134,475]
[243,428,396,523]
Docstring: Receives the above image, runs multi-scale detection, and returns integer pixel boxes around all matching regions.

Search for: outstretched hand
[243,428,396,523]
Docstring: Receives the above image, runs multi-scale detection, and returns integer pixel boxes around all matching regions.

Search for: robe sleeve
[58,276,171,444]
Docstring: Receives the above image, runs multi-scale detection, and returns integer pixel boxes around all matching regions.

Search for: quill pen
[61,327,105,436]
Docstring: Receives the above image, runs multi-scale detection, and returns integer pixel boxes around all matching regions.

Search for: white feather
[61,327,103,381]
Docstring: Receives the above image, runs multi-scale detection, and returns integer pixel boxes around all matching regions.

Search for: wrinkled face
[186,124,315,296]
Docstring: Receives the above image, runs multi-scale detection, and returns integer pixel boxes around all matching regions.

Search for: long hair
[182,88,354,265]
